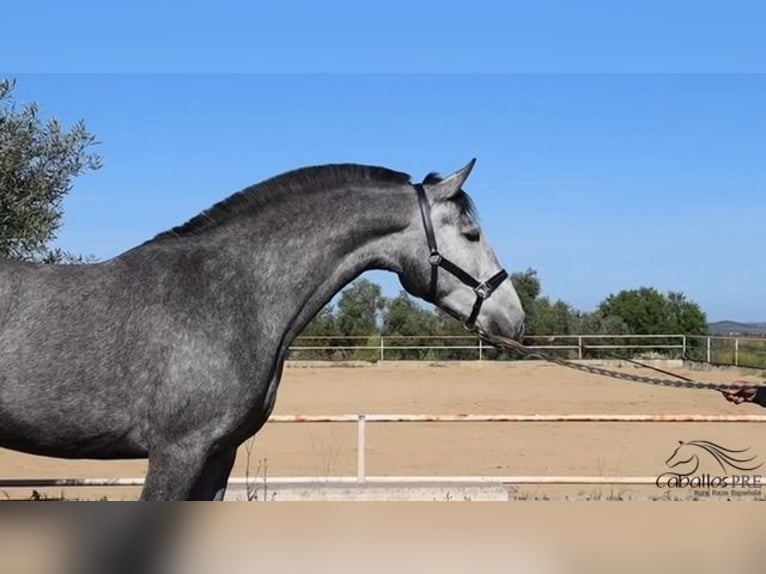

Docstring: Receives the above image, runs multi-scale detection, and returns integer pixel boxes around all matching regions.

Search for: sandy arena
[1,361,765,501]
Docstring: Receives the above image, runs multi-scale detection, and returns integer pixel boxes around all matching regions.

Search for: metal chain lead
[482,335,766,392]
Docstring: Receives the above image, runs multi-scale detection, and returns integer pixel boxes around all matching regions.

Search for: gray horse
[0,160,525,500]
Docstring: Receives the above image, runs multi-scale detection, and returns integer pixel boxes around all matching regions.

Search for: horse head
[398,159,526,343]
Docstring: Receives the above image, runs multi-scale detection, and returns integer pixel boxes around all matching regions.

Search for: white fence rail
[288,333,766,368]
[685,335,766,368]
[289,333,690,361]
[4,413,766,491]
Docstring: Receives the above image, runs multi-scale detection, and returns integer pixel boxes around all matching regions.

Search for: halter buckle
[474,282,491,299]
[428,252,443,266]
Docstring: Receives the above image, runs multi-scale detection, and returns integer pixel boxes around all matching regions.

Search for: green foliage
[292,306,339,360]
[382,291,438,336]
[300,306,338,338]
[590,287,708,359]
[510,268,541,319]
[665,291,708,336]
[336,278,386,337]
[597,287,707,336]
[0,78,102,262]
[574,312,630,336]
[530,297,577,335]
[297,272,711,361]
[383,291,440,359]
[431,308,481,360]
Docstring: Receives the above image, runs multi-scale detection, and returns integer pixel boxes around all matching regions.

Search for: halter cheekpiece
[413,183,509,330]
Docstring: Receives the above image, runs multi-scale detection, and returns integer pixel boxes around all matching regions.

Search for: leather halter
[414,183,509,330]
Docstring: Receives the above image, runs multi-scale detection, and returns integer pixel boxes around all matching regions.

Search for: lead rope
[481,333,766,392]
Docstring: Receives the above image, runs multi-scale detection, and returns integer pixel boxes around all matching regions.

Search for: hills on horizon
[707,321,766,336]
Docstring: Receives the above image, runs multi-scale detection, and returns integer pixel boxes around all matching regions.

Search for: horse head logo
[664,440,762,477]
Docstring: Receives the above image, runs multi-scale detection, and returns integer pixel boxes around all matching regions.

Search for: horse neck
[172,184,417,346]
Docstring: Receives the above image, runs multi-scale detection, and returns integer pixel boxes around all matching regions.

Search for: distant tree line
[294,271,709,361]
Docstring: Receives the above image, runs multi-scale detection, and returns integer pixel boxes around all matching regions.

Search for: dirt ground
[2,361,765,501]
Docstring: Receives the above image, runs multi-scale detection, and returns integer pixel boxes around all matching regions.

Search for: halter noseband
[414,183,509,330]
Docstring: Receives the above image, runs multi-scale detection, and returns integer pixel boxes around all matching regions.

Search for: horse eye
[463,228,480,242]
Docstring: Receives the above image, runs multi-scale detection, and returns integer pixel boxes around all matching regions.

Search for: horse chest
[218,364,284,448]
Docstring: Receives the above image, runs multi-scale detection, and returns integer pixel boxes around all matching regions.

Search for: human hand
[721,386,759,405]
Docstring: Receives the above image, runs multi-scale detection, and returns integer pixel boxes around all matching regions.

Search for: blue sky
[4,1,766,73]
[4,1,766,322]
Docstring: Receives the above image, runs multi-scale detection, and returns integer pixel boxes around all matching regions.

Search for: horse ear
[426,158,477,201]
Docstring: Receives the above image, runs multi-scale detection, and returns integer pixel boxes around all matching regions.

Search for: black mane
[151,163,412,241]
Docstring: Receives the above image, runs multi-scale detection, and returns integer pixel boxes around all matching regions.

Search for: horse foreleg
[188,447,237,501]
[140,443,212,501]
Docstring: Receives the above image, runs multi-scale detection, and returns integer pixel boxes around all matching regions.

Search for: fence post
[706,337,712,363]
[379,337,384,362]
[357,415,366,483]
[681,335,687,358]
[735,338,739,367]
[478,336,483,361]
[578,336,583,360]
